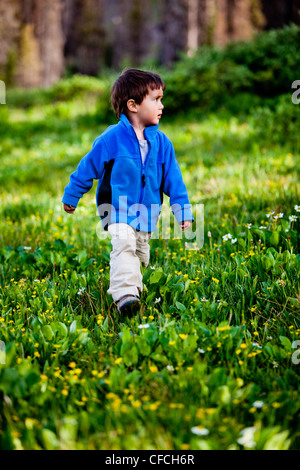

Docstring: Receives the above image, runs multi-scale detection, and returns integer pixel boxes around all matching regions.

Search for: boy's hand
[180,220,192,231]
[63,203,76,214]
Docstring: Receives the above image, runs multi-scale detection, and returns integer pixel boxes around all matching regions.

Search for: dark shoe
[116,295,141,316]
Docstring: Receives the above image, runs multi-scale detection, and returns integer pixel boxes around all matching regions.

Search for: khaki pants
[107,223,152,302]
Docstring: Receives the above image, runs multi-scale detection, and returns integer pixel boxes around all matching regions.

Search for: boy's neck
[126,114,146,140]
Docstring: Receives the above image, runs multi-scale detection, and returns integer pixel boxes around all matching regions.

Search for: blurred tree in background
[0,0,299,88]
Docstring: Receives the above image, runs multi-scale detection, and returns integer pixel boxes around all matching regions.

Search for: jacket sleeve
[62,137,109,208]
[163,140,194,224]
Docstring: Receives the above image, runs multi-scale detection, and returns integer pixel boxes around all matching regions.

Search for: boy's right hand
[63,203,76,214]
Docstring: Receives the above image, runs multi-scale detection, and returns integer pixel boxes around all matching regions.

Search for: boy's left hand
[180,220,192,231]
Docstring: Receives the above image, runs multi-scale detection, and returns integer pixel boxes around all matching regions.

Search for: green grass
[0,81,299,450]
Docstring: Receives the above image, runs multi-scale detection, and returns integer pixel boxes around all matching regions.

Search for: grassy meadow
[0,76,299,450]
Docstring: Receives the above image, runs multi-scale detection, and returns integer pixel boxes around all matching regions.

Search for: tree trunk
[160,0,188,65]
[213,0,265,46]
[260,0,300,29]
[0,0,21,85]
[187,0,200,55]
[35,0,65,87]
[15,0,65,87]
[109,0,129,69]
[63,0,105,75]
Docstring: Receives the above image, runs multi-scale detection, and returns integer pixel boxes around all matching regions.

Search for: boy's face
[135,87,164,127]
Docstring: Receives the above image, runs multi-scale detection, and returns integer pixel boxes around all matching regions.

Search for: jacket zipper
[133,131,149,204]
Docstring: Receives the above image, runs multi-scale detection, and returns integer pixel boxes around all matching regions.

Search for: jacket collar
[119,113,159,141]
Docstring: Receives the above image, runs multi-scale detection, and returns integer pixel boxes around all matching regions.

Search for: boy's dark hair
[111,68,165,119]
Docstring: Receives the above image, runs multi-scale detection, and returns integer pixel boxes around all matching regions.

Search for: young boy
[62,69,194,315]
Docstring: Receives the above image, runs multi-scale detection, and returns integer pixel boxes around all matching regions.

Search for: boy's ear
[127,99,138,113]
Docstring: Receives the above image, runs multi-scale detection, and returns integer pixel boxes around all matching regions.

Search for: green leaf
[263,343,274,357]
[266,247,277,257]
[279,336,292,350]
[282,250,291,263]
[50,321,68,338]
[41,429,59,450]
[211,385,231,405]
[69,320,77,334]
[121,342,138,367]
[237,237,246,248]
[261,255,273,271]
[120,327,132,343]
[1,343,16,368]
[280,219,289,232]
[102,316,109,331]
[221,272,229,284]
[150,267,164,284]
[75,250,88,264]
[175,301,186,312]
[25,371,40,387]
[272,262,282,276]
[59,417,78,447]
[146,291,157,303]
[263,430,291,450]
[173,282,185,293]
[125,370,142,386]
[41,325,54,341]
[251,228,265,241]
[269,231,280,246]
[237,267,247,278]
[235,254,245,266]
[137,337,151,356]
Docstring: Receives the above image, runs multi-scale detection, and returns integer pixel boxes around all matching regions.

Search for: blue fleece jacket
[62,114,194,232]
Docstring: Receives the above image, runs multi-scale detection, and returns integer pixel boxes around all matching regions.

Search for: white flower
[33,279,40,283]
[222,233,232,241]
[252,400,264,408]
[154,297,161,304]
[24,246,32,250]
[150,266,155,270]
[266,212,275,218]
[138,323,150,329]
[231,238,237,244]
[294,205,300,212]
[246,223,252,229]
[237,427,256,448]
[207,231,212,238]
[278,280,285,286]
[259,226,267,229]
[278,213,284,218]
[289,215,297,222]
[77,287,85,295]
[166,365,174,371]
[191,426,209,436]
[201,297,208,302]
[197,348,205,354]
